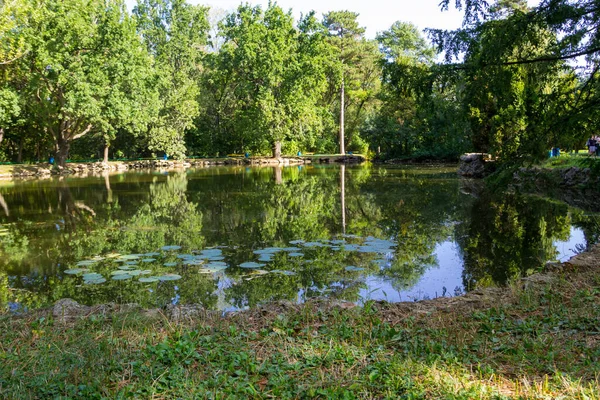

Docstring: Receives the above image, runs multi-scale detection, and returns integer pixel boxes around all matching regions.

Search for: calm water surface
[0,165,597,312]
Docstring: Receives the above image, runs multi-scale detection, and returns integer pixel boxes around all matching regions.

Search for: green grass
[540,151,598,169]
[1,266,600,398]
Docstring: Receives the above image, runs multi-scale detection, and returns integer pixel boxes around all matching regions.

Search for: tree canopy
[0,0,598,164]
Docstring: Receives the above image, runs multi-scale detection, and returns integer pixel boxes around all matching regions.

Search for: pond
[0,164,598,313]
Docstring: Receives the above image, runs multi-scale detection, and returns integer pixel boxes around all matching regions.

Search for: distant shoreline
[0,155,367,181]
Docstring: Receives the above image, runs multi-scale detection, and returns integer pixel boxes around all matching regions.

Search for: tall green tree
[366,21,471,159]
[214,4,330,157]
[134,0,209,159]
[430,0,600,161]
[2,0,157,166]
[0,0,32,147]
[323,11,367,154]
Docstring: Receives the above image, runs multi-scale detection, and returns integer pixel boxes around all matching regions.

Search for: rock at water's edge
[458,153,494,178]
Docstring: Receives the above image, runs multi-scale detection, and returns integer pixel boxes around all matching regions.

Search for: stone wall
[0,155,367,180]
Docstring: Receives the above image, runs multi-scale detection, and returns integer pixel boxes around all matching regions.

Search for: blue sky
[127,0,541,38]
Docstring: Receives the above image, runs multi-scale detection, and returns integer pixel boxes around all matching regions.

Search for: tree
[0,0,31,147]
[214,4,330,157]
[134,0,209,159]
[95,2,158,163]
[323,11,367,155]
[429,0,600,161]
[2,0,157,166]
[365,21,471,159]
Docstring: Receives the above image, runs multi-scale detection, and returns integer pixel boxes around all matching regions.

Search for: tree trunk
[55,136,70,167]
[0,128,4,145]
[339,77,345,155]
[103,144,110,164]
[272,140,282,158]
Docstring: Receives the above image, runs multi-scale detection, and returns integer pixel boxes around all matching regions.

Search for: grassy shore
[2,253,600,400]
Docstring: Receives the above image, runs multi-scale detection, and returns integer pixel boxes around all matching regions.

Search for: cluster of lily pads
[62,236,397,286]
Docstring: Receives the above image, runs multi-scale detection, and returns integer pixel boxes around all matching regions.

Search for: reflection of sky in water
[555,227,585,262]
[359,228,587,303]
[359,241,464,303]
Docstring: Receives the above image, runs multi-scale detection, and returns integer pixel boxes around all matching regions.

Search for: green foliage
[134,0,209,159]
[429,0,600,164]
[192,4,332,157]
[366,21,471,160]
[2,0,600,165]
[0,0,158,165]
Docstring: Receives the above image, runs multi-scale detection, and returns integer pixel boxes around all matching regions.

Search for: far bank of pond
[1,164,598,313]
[0,154,367,180]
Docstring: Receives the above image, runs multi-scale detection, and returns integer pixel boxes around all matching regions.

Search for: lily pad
[127,270,143,276]
[184,259,204,266]
[271,270,296,276]
[125,261,139,265]
[144,252,160,257]
[64,268,88,275]
[253,247,283,255]
[161,245,182,251]
[257,254,274,262]
[201,249,222,256]
[84,277,106,285]
[239,262,265,269]
[289,240,305,245]
[111,270,130,275]
[345,266,365,272]
[163,262,178,267]
[303,242,328,248]
[158,274,182,281]
[141,258,156,263]
[288,252,304,257]
[139,277,160,283]
[207,256,225,261]
[283,247,302,252]
[112,274,132,281]
[207,261,227,267]
[119,254,140,260]
[82,273,103,280]
[202,263,228,272]
[117,266,135,271]
[76,260,97,267]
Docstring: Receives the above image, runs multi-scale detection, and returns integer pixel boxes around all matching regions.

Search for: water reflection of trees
[457,193,583,289]
[0,172,214,308]
[1,166,598,311]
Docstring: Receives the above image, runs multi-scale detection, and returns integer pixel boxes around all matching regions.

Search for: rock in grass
[166,303,204,321]
[53,299,90,322]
